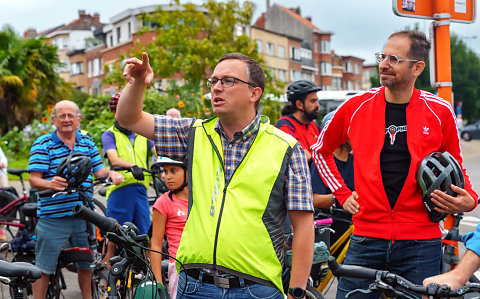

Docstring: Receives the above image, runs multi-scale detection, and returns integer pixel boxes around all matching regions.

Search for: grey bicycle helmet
[56,153,92,188]
[416,151,465,223]
[286,80,322,103]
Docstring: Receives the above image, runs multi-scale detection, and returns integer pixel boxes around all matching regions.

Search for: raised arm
[116,52,155,140]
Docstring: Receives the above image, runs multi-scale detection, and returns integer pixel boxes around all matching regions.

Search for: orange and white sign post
[393,0,476,105]
[393,0,476,259]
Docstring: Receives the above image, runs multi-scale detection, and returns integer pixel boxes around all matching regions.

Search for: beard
[303,109,319,122]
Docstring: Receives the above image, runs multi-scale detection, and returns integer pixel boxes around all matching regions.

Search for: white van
[317,90,361,113]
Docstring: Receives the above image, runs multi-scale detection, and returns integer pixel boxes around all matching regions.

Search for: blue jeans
[177,271,283,299]
[336,235,442,299]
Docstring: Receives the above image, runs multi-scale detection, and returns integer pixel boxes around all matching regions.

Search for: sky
[1,0,479,64]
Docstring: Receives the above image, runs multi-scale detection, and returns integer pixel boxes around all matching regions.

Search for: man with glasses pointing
[116,52,314,299]
[311,31,478,298]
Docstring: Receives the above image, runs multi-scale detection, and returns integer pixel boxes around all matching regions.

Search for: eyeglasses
[54,113,78,120]
[375,52,419,66]
[206,76,255,88]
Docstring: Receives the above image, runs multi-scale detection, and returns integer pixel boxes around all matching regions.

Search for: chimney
[93,13,100,24]
[23,28,37,39]
[306,16,312,22]
[78,10,86,18]
[289,6,301,15]
[266,0,270,9]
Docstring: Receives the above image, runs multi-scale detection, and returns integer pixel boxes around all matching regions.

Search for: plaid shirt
[154,114,313,211]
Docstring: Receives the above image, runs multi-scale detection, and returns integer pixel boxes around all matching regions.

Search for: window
[88,61,92,78]
[56,60,69,73]
[128,22,132,39]
[346,80,353,90]
[290,70,301,81]
[278,69,286,81]
[314,41,318,53]
[266,42,274,56]
[345,61,353,73]
[71,62,84,75]
[332,77,342,90]
[100,58,104,75]
[321,40,330,54]
[356,82,361,90]
[93,58,100,77]
[290,47,301,61]
[110,36,113,47]
[277,45,285,58]
[116,27,121,44]
[256,39,263,53]
[321,61,332,75]
[354,63,359,74]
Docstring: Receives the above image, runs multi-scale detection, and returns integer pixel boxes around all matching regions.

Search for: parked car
[461,120,480,141]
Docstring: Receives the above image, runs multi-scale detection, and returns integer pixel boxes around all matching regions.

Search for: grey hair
[52,100,81,118]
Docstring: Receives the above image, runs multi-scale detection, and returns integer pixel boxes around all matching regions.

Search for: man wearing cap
[275,80,321,162]
[101,93,156,263]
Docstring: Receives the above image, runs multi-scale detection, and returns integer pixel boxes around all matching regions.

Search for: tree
[103,0,285,122]
[0,25,76,135]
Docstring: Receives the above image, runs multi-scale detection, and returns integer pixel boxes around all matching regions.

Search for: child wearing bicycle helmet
[151,157,188,299]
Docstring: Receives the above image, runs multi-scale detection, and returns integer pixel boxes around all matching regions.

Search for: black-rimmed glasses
[375,52,419,66]
[206,76,255,88]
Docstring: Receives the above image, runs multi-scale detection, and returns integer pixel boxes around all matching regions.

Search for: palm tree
[0,25,75,134]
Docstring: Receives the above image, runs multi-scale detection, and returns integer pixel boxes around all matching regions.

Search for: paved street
[2,140,479,298]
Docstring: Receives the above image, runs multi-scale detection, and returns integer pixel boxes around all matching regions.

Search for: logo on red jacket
[385,125,407,145]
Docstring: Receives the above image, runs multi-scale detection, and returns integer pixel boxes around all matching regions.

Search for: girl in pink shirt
[151,157,188,299]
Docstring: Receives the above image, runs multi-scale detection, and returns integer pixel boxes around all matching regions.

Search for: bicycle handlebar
[73,204,119,235]
[327,256,480,298]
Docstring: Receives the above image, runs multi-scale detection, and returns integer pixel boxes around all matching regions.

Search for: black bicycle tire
[9,285,32,299]
[0,189,19,219]
[92,268,109,299]
[306,285,325,299]
[93,198,106,216]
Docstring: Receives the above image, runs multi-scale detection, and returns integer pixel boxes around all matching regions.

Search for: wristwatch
[331,194,336,202]
[288,287,306,299]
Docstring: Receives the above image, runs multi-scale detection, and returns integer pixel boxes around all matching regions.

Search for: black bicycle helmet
[56,153,92,188]
[286,80,321,103]
[416,151,465,223]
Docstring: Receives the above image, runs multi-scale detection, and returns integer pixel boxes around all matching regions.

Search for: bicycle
[73,204,171,299]
[31,178,110,299]
[0,259,41,298]
[0,169,39,240]
[282,219,331,299]
[310,206,353,296]
[327,256,480,298]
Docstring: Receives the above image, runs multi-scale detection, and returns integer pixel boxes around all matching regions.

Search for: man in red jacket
[275,80,321,163]
[311,30,478,298]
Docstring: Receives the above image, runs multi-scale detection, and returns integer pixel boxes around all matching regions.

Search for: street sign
[393,0,476,23]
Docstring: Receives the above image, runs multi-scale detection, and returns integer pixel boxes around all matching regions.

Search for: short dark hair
[217,53,265,109]
[389,30,431,63]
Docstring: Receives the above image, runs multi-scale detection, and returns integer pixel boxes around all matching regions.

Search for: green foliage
[103,0,284,121]
[0,127,33,157]
[0,25,76,135]
[450,34,480,122]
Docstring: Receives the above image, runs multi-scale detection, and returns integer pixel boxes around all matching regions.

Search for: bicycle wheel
[306,285,325,299]
[0,189,18,219]
[92,268,109,299]
[9,285,33,299]
[93,198,106,216]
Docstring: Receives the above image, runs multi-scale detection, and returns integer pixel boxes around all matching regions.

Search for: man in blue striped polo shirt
[28,100,123,299]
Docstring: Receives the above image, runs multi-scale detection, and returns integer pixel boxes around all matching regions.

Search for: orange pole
[433,0,456,248]
[434,0,453,105]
